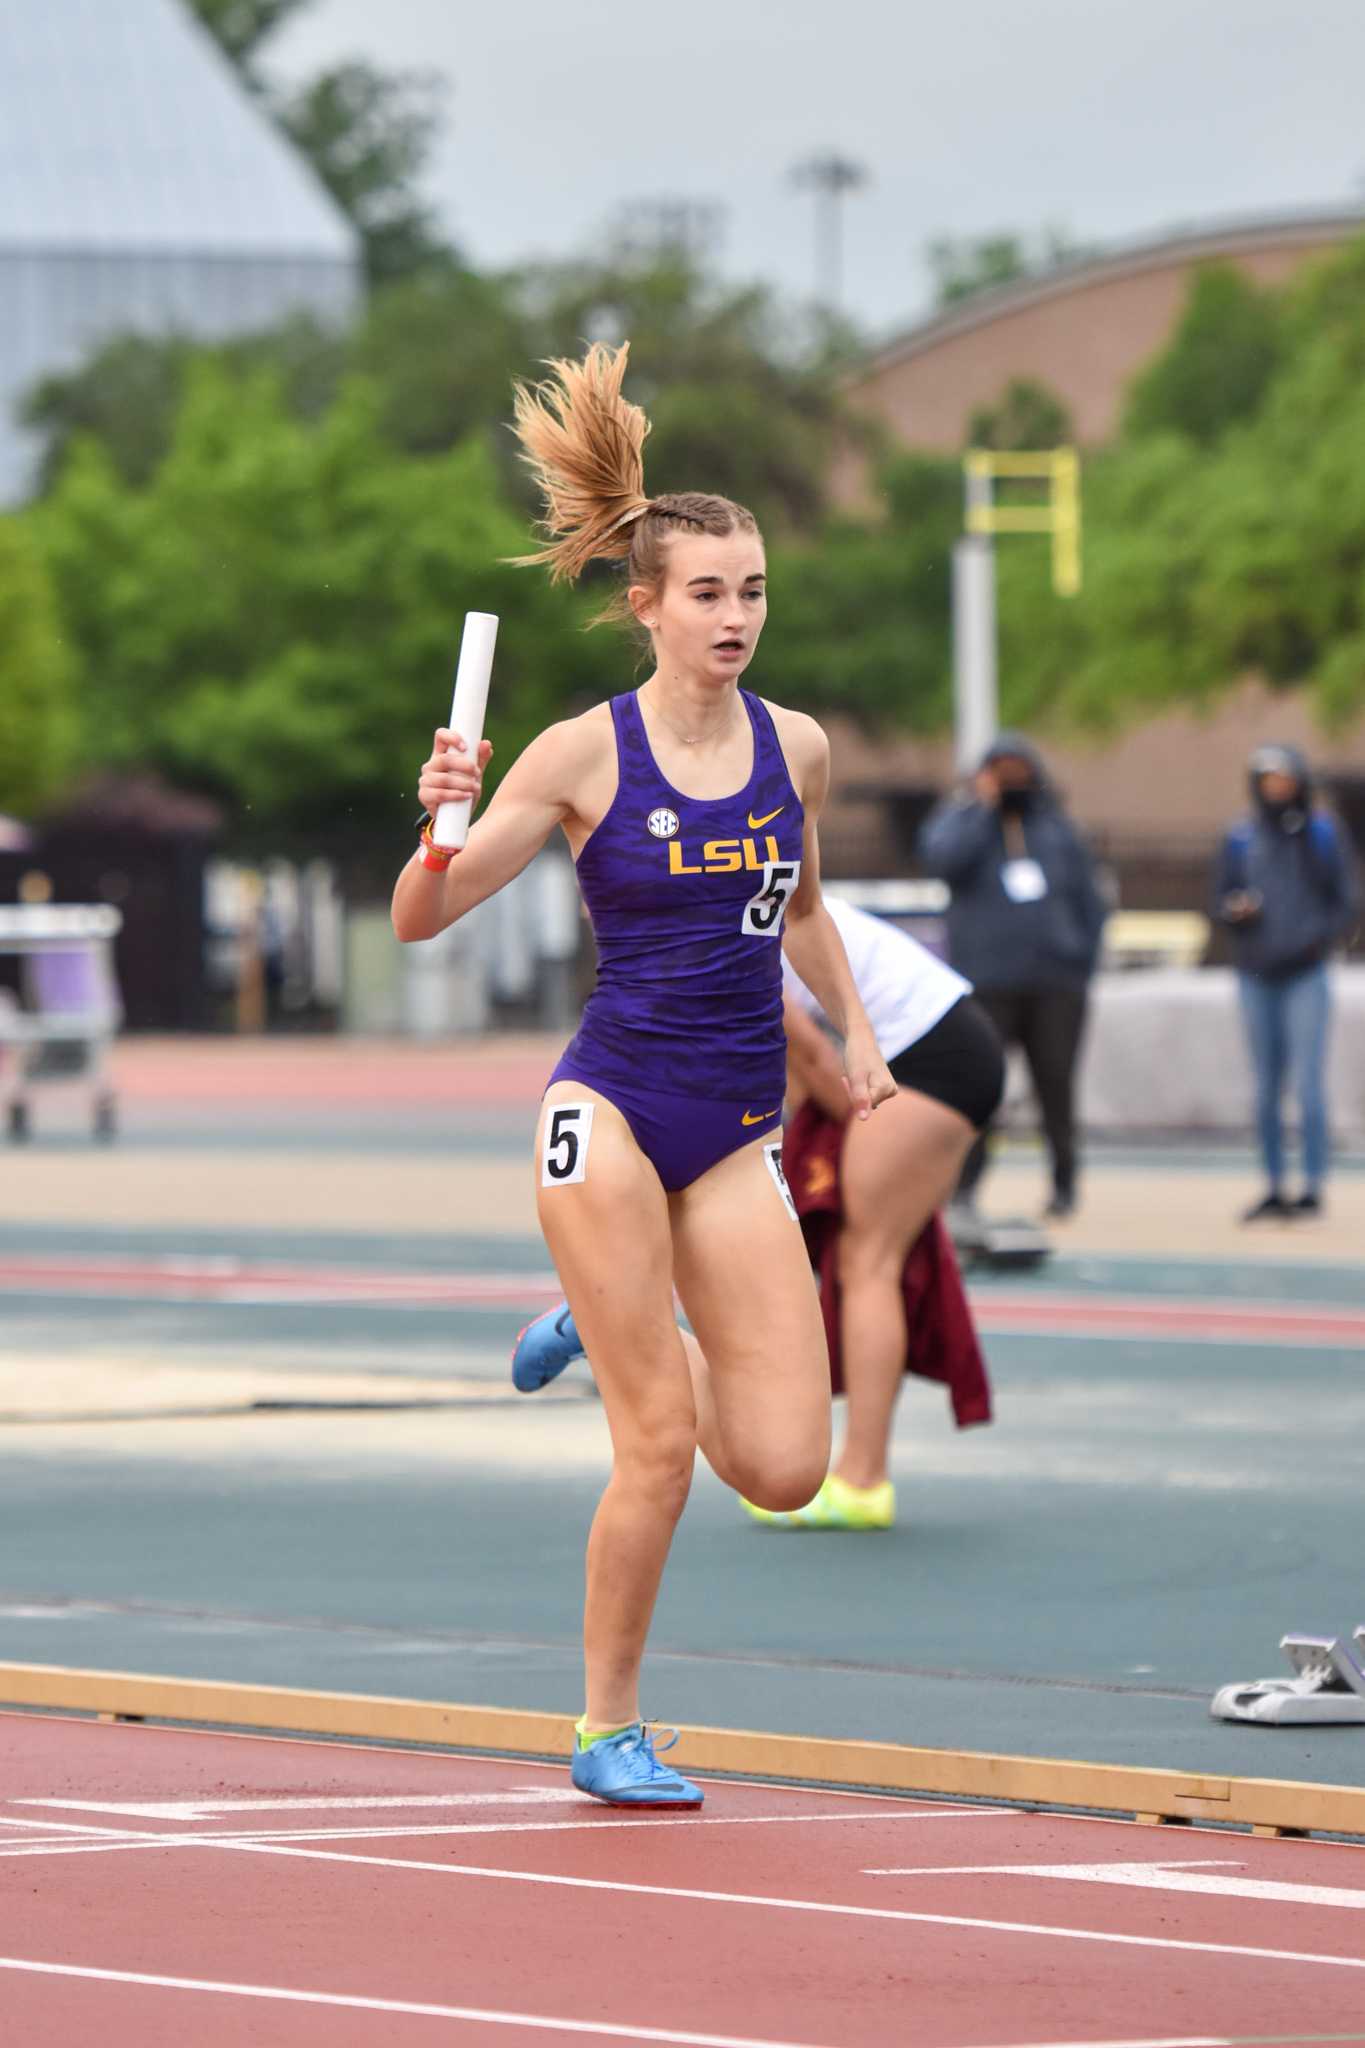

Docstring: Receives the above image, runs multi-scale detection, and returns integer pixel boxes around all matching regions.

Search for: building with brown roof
[825,210,1365,921]
[838,209,1365,479]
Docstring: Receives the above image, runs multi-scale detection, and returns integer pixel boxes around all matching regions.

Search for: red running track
[3,1252,1364,1349]
[110,1039,561,1109]
[3,1713,1365,2048]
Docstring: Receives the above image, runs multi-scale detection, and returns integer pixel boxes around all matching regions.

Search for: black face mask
[999,786,1034,815]
[1257,788,1306,830]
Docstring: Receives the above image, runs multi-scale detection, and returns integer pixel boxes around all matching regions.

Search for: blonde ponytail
[510,340,761,623]
[511,343,651,584]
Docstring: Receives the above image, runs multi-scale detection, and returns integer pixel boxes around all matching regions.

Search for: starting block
[947,1205,1052,1273]
[1211,1627,1365,1726]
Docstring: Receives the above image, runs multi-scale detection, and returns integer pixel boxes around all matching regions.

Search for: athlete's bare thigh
[534,1080,693,1439]
[669,1135,830,1508]
[841,1087,974,1261]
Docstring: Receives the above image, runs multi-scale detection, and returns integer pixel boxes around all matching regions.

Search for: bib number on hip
[763,1141,798,1222]
[541,1102,594,1187]
[742,859,801,937]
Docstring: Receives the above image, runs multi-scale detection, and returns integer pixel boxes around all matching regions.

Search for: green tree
[28,367,596,844]
[527,248,851,534]
[0,518,76,814]
[278,62,452,285]
[22,317,347,493]
[1123,264,1283,446]
[761,455,959,729]
[349,267,533,461]
[188,0,452,284]
[968,377,1073,451]
[20,246,849,532]
[187,0,311,83]
[973,238,1365,735]
[928,227,1094,309]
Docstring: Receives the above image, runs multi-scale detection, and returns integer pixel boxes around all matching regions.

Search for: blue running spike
[570,1724,703,1808]
[511,1303,584,1393]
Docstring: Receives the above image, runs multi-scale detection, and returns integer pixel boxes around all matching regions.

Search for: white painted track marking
[205,1843,1365,1970]
[978,2038,1365,2048]
[865,1861,1365,1911]
[20,1790,583,1820]
[0,1960,832,2047]
[977,2038,1365,2048]
[0,1804,1010,1859]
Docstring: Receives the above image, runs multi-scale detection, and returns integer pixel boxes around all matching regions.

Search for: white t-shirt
[782,897,971,1064]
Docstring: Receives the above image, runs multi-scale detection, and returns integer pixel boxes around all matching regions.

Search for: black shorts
[887,995,1005,1131]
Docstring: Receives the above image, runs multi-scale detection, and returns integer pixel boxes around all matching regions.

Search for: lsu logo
[667,834,783,875]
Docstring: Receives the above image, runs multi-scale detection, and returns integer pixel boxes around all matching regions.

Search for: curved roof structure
[838,209,1365,469]
[863,210,1365,376]
[0,0,356,260]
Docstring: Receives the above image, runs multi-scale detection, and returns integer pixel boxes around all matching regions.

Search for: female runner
[392,344,894,1807]
[517,896,1004,1529]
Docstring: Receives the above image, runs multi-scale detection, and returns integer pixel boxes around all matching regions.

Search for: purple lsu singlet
[555,689,805,1130]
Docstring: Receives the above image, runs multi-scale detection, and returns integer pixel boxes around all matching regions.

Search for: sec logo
[646,808,680,839]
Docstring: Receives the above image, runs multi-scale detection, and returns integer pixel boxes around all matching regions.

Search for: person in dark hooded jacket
[918,734,1107,1218]
[1214,744,1358,1221]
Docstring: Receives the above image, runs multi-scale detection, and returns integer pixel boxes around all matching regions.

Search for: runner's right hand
[418,729,493,817]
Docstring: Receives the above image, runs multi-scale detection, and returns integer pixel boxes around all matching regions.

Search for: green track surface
[3,1090,1363,1795]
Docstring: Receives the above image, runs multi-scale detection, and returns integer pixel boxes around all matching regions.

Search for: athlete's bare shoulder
[494,700,617,847]
[760,700,830,809]
[503,701,614,802]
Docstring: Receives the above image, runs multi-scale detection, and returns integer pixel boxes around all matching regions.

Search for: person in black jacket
[918,734,1107,1219]
[1214,744,1358,1222]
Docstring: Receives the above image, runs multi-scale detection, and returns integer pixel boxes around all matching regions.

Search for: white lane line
[19,1790,584,1820]
[218,1844,1365,1972]
[973,2038,1365,2048]
[0,1960,831,2047]
[0,1805,1010,1859]
[864,1861,1365,1911]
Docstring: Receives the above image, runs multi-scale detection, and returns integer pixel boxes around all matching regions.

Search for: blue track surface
[3,1102,1363,1793]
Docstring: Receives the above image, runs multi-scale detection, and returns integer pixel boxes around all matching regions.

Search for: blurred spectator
[918,734,1107,1220]
[1214,744,1359,1222]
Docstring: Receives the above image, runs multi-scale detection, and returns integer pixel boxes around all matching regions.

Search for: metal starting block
[1211,1627,1365,1726]
[946,1206,1052,1273]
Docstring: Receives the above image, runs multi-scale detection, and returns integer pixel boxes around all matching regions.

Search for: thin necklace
[642,686,738,747]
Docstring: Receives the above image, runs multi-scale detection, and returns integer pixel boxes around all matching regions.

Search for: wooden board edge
[1,1662,1361,1839]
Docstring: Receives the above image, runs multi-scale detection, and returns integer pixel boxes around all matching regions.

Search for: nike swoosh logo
[747,806,785,830]
[741,1107,781,1126]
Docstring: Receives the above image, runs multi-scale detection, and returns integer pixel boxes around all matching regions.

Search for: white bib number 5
[541,1102,594,1187]
[742,859,801,937]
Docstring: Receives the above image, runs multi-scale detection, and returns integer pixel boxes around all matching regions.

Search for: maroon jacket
[781,1101,993,1429]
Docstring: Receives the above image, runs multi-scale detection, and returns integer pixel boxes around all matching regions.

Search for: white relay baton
[432,610,499,850]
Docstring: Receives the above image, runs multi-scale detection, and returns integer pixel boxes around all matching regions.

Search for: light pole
[790,152,867,311]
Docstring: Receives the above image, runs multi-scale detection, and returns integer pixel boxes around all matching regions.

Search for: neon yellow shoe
[741,1473,895,1531]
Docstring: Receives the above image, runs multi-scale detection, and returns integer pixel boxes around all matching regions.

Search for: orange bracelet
[418,823,458,872]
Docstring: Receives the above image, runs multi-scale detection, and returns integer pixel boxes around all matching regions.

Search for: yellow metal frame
[2,1662,1360,1840]
[964,447,1081,596]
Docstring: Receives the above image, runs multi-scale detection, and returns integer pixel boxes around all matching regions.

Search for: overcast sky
[272,0,1365,336]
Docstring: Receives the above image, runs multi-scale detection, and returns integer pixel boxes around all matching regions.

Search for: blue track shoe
[511,1303,583,1392]
[570,1723,703,1808]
